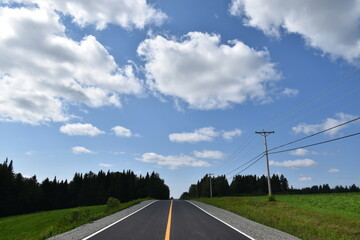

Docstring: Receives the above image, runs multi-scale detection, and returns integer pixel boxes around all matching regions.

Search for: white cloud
[99,163,112,168]
[193,150,224,159]
[169,127,242,143]
[111,151,125,155]
[138,32,281,110]
[289,148,319,156]
[60,123,104,136]
[222,129,242,140]
[72,146,95,154]
[270,159,318,168]
[329,168,340,173]
[282,88,299,98]
[292,113,357,136]
[229,0,360,63]
[111,126,134,137]
[9,0,167,30]
[290,149,310,156]
[298,176,312,182]
[136,152,211,169]
[169,127,219,143]
[25,151,36,156]
[0,4,142,124]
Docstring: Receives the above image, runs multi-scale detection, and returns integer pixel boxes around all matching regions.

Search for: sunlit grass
[197,193,360,240]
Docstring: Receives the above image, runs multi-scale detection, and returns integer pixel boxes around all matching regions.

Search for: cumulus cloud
[292,113,357,136]
[72,146,95,154]
[60,123,104,136]
[229,0,360,63]
[169,127,242,143]
[138,32,281,110]
[298,176,312,182]
[169,127,219,143]
[222,129,242,140]
[99,163,112,168]
[136,152,211,169]
[111,126,137,137]
[8,0,167,30]
[193,150,224,159]
[329,168,340,173]
[0,4,143,124]
[270,159,318,168]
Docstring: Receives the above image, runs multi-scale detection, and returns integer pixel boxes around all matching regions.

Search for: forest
[180,174,360,199]
[0,159,169,217]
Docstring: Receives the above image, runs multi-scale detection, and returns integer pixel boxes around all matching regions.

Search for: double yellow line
[164,200,173,240]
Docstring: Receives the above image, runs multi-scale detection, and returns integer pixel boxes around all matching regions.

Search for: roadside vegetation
[0,159,169,218]
[197,193,360,240]
[0,198,148,240]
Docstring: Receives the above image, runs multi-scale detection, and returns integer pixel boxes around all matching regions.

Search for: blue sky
[1,0,359,198]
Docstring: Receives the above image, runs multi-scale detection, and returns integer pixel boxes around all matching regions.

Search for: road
[84,200,253,240]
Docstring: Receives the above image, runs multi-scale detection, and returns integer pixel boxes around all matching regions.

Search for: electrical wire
[284,87,360,128]
[218,139,263,174]
[269,131,360,155]
[227,154,265,180]
[265,70,360,130]
[215,134,257,173]
[225,151,265,176]
[269,116,360,152]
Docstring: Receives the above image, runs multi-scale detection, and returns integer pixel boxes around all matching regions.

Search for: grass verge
[197,193,360,240]
[0,198,149,240]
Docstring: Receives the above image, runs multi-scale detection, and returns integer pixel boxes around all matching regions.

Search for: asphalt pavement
[84,200,252,240]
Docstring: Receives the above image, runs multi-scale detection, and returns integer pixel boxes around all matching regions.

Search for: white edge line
[82,200,158,240]
[186,200,256,240]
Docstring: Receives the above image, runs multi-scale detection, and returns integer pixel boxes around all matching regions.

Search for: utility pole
[255,130,274,196]
[208,173,214,198]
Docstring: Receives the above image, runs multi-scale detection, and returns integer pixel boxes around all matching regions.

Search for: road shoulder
[189,200,300,240]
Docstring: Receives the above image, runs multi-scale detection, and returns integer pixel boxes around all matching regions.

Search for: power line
[225,151,265,176]
[265,70,360,130]
[269,131,360,155]
[218,139,263,174]
[227,154,265,181]
[269,116,360,152]
[284,87,360,129]
[215,134,258,173]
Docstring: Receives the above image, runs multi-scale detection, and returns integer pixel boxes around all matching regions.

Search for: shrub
[106,197,120,210]
[267,194,276,202]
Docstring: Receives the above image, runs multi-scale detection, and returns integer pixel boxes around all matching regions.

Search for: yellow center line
[164,200,173,240]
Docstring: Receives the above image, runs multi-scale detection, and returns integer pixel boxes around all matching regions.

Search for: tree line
[0,159,169,217]
[180,174,360,199]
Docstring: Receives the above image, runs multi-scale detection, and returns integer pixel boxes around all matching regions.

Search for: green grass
[0,198,148,240]
[197,193,360,240]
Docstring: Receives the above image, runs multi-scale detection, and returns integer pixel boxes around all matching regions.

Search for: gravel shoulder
[189,200,300,240]
[47,200,157,240]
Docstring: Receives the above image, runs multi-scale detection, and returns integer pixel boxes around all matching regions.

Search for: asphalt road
[84,200,253,240]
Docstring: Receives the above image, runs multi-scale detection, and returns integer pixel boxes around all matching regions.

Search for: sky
[1,0,359,198]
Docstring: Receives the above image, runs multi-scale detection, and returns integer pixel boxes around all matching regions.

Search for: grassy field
[0,198,147,240]
[197,193,360,240]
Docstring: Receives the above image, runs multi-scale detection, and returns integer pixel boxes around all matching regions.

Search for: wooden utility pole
[255,130,274,196]
[208,173,214,198]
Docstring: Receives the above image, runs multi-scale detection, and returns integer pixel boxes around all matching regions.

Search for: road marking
[186,201,255,240]
[164,200,173,240]
[82,200,158,240]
